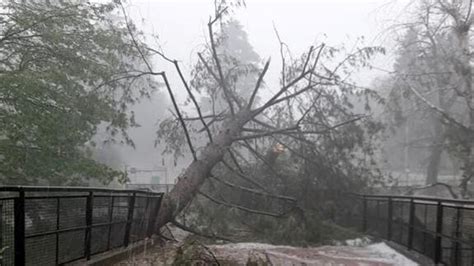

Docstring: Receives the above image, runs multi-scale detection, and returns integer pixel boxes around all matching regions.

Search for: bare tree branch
[198,190,286,218]
[197,110,228,132]
[207,12,238,114]
[403,79,471,133]
[405,182,459,199]
[234,127,297,141]
[227,149,246,173]
[252,44,325,118]
[197,52,241,112]
[171,220,234,242]
[235,115,365,141]
[174,61,213,142]
[148,47,213,142]
[220,159,268,191]
[118,1,152,71]
[209,174,296,202]
[247,59,271,109]
[465,0,473,24]
[273,23,288,86]
[160,72,197,160]
[119,2,197,160]
[251,71,311,118]
[238,140,282,178]
[263,81,332,110]
[302,46,315,73]
[183,114,223,121]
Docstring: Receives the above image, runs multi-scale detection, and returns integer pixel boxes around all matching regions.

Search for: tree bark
[455,21,474,197]
[426,133,444,185]
[426,103,446,185]
[155,111,252,229]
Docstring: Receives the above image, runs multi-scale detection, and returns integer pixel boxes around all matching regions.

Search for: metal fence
[0,186,163,266]
[125,183,174,193]
[344,194,474,265]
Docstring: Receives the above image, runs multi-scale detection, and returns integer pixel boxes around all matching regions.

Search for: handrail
[351,193,474,205]
[351,193,474,265]
[0,185,165,265]
[0,185,164,195]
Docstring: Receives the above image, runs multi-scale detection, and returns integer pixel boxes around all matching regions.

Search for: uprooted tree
[120,2,385,233]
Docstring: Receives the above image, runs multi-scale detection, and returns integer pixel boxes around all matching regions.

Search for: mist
[1,0,474,264]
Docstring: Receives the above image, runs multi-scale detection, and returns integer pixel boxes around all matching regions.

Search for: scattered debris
[115,226,418,266]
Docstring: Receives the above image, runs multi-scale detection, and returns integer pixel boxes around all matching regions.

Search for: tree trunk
[426,109,445,185]
[155,111,252,229]
[455,21,474,197]
[426,136,443,185]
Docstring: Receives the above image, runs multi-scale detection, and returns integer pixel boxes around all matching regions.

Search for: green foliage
[0,1,155,185]
[166,2,384,244]
[158,18,262,161]
[381,24,468,176]
[252,213,361,246]
[180,137,378,245]
[190,18,261,110]
[166,6,385,243]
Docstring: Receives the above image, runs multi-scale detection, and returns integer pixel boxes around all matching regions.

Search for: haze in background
[112,0,410,183]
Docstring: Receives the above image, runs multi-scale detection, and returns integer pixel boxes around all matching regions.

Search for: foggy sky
[116,0,412,182]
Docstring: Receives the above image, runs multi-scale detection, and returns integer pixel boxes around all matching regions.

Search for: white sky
[120,0,413,175]
[125,0,413,93]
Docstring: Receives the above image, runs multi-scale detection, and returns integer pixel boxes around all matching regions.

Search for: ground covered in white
[207,240,418,265]
[115,228,419,266]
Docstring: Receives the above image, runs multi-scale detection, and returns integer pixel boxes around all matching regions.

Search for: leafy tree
[0,1,156,185]
[383,0,474,195]
[383,27,457,184]
[192,18,261,115]
[139,2,385,234]
[158,18,262,161]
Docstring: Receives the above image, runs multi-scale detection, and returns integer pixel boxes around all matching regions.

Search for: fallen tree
[120,1,384,233]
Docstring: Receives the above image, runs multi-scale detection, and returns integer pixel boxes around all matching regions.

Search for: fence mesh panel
[25,234,56,266]
[0,199,15,265]
[0,187,163,266]
[59,197,87,229]
[349,195,474,265]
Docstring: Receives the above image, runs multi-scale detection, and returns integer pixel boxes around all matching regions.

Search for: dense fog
[1,1,474,264]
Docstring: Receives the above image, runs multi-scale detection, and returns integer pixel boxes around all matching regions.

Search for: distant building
[125,167,174,193]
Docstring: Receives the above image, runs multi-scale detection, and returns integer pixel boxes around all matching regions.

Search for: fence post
[362,195,367,232]
[55,198,60,265]
[452,207,462,265]
[387,197,393,240]
[107,196,114,251]
[407,198,415,250]
[147,195,163,238]
[434,201,443,264]
[14,188,25,266]
[0,203,3,265]
[124,193,136,247]
[84,192,93,260]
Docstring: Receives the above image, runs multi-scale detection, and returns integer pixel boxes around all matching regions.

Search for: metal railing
[0,186,163,265]
[344,194,474,265]
[125,183,174,193]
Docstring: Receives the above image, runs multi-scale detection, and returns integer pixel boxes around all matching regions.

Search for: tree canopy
[382,0,474,194]
[0,1,155,185]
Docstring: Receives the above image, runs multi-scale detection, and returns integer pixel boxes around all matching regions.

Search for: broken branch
[198,190,285,218]
[209,174,296,202]
[248,59,271,109]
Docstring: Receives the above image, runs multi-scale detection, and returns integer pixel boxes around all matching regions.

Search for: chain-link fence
[345,194,474,265]
[0,186,163,266]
